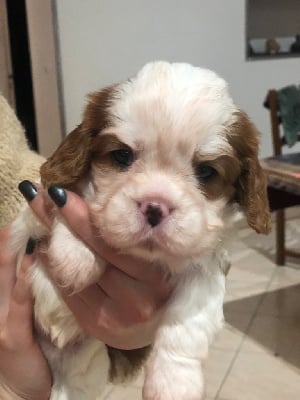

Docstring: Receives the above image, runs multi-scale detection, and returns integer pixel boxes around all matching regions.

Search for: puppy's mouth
[135,221,170,250]
[95,194,209,259]
[131,235,177,259]
[128,222,187,258]
[109,216,178,258]
[139,239,156,252]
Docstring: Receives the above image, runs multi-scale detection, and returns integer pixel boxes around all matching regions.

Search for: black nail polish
[48,185,67,207]
[25,238,36,254]
[18,180,38,202]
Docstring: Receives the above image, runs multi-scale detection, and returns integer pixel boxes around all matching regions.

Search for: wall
[55,0,300,156]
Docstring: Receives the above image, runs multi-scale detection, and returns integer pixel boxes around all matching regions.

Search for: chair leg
[275,209,285,265]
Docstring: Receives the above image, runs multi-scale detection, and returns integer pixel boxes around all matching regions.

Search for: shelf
[247,51,300,61]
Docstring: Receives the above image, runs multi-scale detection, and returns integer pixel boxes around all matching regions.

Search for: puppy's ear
[228,111,271,234]
[40,86,117,188]
[40,124,93,188]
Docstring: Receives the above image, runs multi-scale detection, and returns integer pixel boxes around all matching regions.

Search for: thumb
[12,250,36,309]
[8,251,36,338]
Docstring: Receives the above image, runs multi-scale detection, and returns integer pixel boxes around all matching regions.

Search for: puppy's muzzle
[139,199,171,227]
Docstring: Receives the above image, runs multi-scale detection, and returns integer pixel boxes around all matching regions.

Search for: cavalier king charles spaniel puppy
[11,61,270,399]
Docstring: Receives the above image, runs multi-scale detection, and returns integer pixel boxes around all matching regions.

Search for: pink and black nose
[139,200,171,227]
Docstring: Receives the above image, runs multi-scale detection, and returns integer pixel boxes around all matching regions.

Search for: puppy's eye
[111,149,134,168]
[195,164,217,182]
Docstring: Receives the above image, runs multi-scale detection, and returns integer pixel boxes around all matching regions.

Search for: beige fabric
[0,95,45,228]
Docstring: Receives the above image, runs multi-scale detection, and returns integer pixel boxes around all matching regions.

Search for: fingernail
[18,180,38,202]
[25,238,36,254]
[48,185,67,208]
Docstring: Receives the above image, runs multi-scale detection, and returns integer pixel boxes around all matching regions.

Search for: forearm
[0,381,50,400]
[0,383,26,400]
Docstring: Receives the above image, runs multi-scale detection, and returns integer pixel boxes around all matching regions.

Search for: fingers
[37,252,126,333]
[0,224,35,331]
[18,181,53,229]
[59,286,126,342]
[99,266,162,323]
[8,252,36,338]
[19,182,106,255]
[12,253,35,306]
[47,187,102,252]
[0,241,36,349]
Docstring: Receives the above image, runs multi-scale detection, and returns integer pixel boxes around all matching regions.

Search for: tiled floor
[102,209,300,399]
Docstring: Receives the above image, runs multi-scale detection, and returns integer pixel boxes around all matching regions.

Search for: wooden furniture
[263,89,300,265]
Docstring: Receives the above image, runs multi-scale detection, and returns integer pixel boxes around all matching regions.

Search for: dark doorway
[6,0,38,151]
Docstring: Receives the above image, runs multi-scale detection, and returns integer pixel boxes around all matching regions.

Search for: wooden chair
[264,89,300,265]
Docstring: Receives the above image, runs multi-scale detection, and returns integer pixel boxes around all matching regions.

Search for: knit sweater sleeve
[0,95,45,227]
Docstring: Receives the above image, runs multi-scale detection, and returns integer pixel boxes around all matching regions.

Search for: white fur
[10,62,255,399]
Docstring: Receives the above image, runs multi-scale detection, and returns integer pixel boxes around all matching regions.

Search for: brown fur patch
[92,133,134,171]
[193,154,241,200]
[227,111,271,234]
[107,345,151,383]
[40,86,118,188]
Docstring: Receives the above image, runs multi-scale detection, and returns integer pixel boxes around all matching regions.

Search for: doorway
[6,0,37,150]
[0,0,63,157]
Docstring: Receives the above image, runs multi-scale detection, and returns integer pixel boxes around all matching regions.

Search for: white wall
[55,0,300,157]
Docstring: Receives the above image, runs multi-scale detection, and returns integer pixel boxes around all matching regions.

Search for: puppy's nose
[140,200,170,227]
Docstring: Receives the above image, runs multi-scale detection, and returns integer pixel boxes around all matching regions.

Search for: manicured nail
[25,238,36,254]
[48,185,67,207]
[18,180,38,202]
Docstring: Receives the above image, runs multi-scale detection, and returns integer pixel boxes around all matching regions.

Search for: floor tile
[239,314,300,365]
[239,209,300,269]
[105,385,142,400]
[269,266,300,289]
[213,313,250,352]
[216,398,233,400]
[218,350,300,400]
[223,281,267,314]
[203,349,236,398]
[257,283,300,318]
[98,384,113,399]
[227,252,275,283]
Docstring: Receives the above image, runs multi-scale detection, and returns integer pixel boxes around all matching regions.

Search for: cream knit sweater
[0,95,45,228]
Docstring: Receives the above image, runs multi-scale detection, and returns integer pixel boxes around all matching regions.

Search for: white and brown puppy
[11,61,270,400]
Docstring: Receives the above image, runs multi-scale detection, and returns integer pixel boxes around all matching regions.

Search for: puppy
[11,61,270,400]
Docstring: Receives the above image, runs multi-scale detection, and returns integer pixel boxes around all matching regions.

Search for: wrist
[0,382,50,400]
[0,383,23,400]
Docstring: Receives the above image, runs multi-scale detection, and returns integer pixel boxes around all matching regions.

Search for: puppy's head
[41,62,270,264]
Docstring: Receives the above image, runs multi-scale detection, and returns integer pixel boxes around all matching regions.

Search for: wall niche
[247,0,300,60]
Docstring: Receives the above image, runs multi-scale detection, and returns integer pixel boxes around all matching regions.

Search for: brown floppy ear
[40,124,93,188]
[40,85,117,189]
[228,111,271,234]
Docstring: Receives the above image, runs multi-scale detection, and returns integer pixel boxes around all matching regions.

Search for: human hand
[0,225,52,400]
[19,181,174,350]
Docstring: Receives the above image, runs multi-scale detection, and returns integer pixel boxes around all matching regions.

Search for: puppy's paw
[143,355,204,400]
[48,221,105,292]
